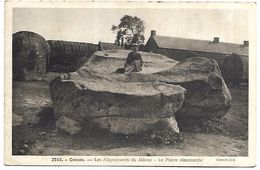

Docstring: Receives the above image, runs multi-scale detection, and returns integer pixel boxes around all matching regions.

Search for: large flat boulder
[50,72,185,120]
[49,50,185,134]
[85,50,179,74]
[50,50,231,134]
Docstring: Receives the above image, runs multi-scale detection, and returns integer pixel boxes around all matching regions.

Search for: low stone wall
[47,40,98,72]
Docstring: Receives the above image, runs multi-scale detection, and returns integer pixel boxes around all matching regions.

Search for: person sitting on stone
[124,43,143,73]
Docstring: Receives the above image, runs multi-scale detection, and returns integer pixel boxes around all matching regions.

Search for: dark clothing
[124,52,143,73]
[126,52,143,66]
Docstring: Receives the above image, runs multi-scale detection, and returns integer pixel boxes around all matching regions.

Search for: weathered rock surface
[13,31,50,81]
[127,57,231,120]
[50,50,185,134]
[92,116,179,134]
[86,50,179,74]
[50,50,231,134]
[159,57,231,120]
[55,116,82,135]
[50,73,185,120]
[47,40,98,72]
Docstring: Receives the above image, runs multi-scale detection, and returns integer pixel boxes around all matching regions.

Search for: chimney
[151,30,156,36]
[243,41,249,47]
[213,37,219,43]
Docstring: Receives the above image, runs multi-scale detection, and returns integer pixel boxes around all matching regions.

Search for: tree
[111,15,145,47]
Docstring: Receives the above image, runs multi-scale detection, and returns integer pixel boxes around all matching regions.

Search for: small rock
[50,129,58,137]
[23,144,30,150]
[38,131,47,136]
[50,133,56,137]
[55,116,82,135]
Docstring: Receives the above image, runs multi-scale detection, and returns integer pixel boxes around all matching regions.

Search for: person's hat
[132,43,139,47]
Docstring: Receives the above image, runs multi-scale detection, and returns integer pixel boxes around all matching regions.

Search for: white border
[3,0,258,167]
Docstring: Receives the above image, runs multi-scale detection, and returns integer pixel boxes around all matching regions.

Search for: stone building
[144,30,249,85]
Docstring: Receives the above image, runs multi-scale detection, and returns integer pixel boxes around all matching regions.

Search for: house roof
[150,35,248,56]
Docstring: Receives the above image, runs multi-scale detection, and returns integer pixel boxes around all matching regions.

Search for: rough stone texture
[50,50,185,134]
[160,57,231,120]
[128,57,231,120]
[13,31,50,81]
[55,116,82,135]
[92,116,179,134]
[47,40,98,72]
[50,50,231,134]
[50,73,185,120]
[86,50,179,74]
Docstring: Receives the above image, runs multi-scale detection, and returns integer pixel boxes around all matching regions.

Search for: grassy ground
[12,80,248,156]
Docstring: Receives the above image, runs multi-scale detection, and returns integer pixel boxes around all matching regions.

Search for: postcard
[4,0,256,166]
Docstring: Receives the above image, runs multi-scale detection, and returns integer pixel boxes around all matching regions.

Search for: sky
[13,8,249,44]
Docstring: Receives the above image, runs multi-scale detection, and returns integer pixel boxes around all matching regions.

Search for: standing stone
[151,57,232,120]
[126,57,231,120]
[13,31,50,81]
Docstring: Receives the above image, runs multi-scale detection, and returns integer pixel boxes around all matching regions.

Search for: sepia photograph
[4,1,256,166]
